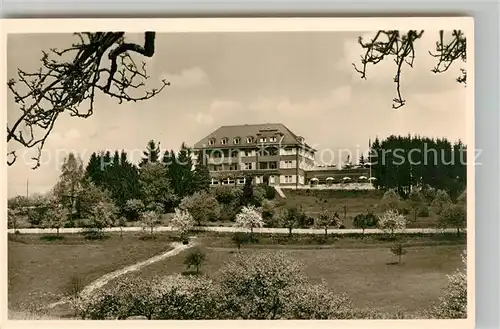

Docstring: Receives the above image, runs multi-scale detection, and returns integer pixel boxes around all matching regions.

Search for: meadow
[8,230,466,318]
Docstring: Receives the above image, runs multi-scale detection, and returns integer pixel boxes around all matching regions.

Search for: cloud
[161,67,209,88]
[249,85,352,117]
[188,112,214,126]
[47,128,81,145]
[189,99,243,126]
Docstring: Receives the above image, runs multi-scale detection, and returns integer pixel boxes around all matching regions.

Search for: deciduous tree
[179,191,221,226]
[234,205,264,235]
[377,210,407,238]
[7,32,168,168]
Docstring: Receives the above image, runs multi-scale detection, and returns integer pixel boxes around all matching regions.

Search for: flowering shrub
[7,208,19,230]
[74,252,354,320]
[431,250,467,319]
[377,210,407,237]
[140,210,162,236]
[170,208,195,239]
[233,205,264,233]
[216,252,307,319]
[286,282,353,319]
[73,275,220,320]
[81,199,118,239]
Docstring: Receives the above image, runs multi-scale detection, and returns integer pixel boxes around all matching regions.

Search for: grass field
[8,230,465,318]
[8,232,174,316]
[123,244,465,314]
[275,189,439,228]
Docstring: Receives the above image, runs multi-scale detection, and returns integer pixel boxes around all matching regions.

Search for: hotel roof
[193,123,316,151]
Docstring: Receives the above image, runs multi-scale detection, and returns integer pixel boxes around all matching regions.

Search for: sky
[6,31,468,198]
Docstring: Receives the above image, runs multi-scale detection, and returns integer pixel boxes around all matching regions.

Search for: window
[208,138,215,145]
[233,137,241,144]
[231,151,239,159]
[210,178,219,185]
[269,162,277,169]
[283,160,293,168]
[285,175,293,183]
[221,138,228,145]
[259,137,267,143]
[269,136,277,142]
[215,165,224,171]
[243,163,253,170]
[244,150,253,156]
[246,136,254,143]
[237,178,246,185]
[229,164,238,171]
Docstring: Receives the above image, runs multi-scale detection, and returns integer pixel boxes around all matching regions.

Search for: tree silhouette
[7,32,169,168]
[353,30,467,109]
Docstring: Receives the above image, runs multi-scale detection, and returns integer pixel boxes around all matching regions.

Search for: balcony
[257,155,281,162]
[206,157,240,165]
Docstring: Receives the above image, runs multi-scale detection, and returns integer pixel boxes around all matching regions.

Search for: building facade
[193,123,370,188]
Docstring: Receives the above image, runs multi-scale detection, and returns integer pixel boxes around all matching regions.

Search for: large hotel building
[193,123,370,188]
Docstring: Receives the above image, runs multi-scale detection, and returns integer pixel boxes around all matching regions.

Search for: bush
[390,243,407,264]
[377,210,407,238]
[74,253,355,320]
[380,189,402,212]
[184,247,207,274]
[39,235,65,241]
[438,204,466,236]
[252,185,267,206]
[74,275,220,320]
[211,186,242,206]
[123,199,145,221]
[264,185,276,200]
[179,191,221,226]
[430,251,467,318]
[431,190,452,215]
[417,205,430,217]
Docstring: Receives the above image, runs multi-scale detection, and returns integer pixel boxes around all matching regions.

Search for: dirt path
[46,240,196,309]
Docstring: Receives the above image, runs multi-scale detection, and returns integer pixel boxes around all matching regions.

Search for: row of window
[210,175,296,185]
[211,161,296,171]
[212,161,284,171]
[208,135,279,146]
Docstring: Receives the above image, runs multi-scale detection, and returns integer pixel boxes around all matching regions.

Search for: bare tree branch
[353,30,467,109]
[7,32,170,169]
[353,30,424,109]
[429,30,467,84]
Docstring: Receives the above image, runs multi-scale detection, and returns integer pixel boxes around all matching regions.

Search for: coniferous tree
[192,152,211,192]
[140,140,161,167]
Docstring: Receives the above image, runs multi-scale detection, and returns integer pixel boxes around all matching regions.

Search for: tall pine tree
[140,140,161,167]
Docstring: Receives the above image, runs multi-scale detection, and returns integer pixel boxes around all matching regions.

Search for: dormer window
[208,138,216,146]
[259,137,267,143]
[221,138,228,145]
[269,136,277,142]
[246,136,254,143]
[233,137,241,144]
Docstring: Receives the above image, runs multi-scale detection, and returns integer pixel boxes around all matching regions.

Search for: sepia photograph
[3,18,473,323]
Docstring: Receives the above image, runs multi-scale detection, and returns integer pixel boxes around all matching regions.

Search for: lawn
[125,244,465,314]
[8,232,174,317]
[8,230,466,319]
[276,189,440,228]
